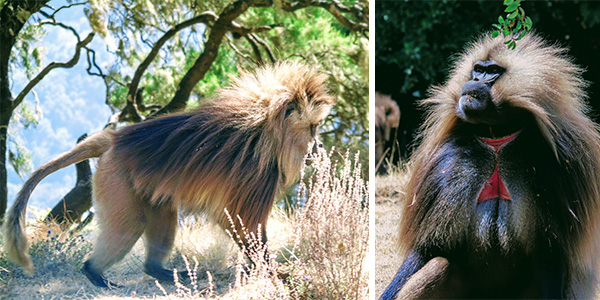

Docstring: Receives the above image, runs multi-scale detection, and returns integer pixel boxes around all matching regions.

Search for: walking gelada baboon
[3,62,335,288]
[380,33,600,299]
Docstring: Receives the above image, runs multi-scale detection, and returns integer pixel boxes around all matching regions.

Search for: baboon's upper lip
[478,131,520,150]
[470,123,523,140]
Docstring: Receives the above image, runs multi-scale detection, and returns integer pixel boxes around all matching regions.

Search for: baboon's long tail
[2,130,114,274]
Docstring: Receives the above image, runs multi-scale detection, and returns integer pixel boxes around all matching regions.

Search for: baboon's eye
[285,102,297,118]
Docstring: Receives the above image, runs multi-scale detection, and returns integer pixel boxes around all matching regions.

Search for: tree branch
[245,34,263,64]
[41,2,87,20]
[227,35,257,64]
[279,0,368,34]
[12,32,94,109]
[149,0,257,118]
[122,11,218,122]
[250,33,276,64]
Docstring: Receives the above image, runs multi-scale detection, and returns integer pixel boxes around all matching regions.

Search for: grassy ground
[0,150,368,300]
[374,167,409,299]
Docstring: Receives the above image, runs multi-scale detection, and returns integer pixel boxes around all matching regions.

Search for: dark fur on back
[113,112,278,230]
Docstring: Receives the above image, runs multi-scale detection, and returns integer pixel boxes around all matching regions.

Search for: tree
[0,0,368,222]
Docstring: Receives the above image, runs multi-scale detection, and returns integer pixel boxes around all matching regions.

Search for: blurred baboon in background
[380,33,600,299]
[3,62,335,288]
[375,92,400,174]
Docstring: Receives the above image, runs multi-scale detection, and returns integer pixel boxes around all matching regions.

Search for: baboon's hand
[397,257,464,299]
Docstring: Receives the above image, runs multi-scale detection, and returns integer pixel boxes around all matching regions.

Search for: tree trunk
[0,114,8,222]
[0,0,50,222]
[0,20,15,223]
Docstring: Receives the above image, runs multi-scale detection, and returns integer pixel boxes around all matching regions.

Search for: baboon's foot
[144,263,190,282]
[82,260,122,288]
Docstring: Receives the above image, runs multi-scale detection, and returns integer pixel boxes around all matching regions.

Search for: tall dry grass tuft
[291,148,369,299]
[158,148,369,299]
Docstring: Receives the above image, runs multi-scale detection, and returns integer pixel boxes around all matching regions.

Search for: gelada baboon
[380,33,600,299]
[375,92,400,174]
[3,62,334,287]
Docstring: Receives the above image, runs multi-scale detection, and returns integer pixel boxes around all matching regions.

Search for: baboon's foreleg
[142,203,187,282]
[226,217,269,266]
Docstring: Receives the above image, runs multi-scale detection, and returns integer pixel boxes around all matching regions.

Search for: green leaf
[498,16,504,24]
[525,16,533,29]
[503,28,510,36]
[504,39,512,44]
[509,41,516,50]
[492,24,501,30]
[516,30,527,40]
[508,10,518,19]
[492,31,500,38]
[505,3,519,12]
[504,0,514,5]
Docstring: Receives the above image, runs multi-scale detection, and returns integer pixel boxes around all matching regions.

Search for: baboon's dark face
[456,60,530,138]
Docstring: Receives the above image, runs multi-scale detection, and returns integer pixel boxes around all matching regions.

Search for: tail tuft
[2,209,34,275]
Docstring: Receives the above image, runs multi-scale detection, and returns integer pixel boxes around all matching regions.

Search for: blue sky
[7,1,114,210]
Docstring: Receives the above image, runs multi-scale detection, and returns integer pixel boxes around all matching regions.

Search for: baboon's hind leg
[82,203,146,287]
[82,160,146,288]
[143,203,187,282]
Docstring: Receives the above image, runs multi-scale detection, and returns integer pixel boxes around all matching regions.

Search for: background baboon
[375,92,400,174]
[3,62,334,288]
[380,33,600,299]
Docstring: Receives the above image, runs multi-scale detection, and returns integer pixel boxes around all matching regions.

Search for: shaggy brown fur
[375,92,400,173]
[3,62,334,287]
[381,33,600,299]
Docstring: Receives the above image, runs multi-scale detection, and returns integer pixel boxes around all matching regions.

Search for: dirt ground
[374,170,408,298]
[0,221,241,300]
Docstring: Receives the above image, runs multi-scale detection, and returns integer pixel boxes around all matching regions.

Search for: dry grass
[292,149,369,299]
[0,149,368,300]
[374,167,409,298]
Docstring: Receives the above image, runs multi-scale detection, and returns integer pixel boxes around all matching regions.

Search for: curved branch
[12,33,94,109]
[245,33,263,64]
[228,35,257,64]
[37,20,81,41]
[122,11,218,122]
[40,2,87,20]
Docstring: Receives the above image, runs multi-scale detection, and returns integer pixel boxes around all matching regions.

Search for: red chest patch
[477,133,519,203]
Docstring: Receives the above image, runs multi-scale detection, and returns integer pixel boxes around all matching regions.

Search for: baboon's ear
[285,102,297,118]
